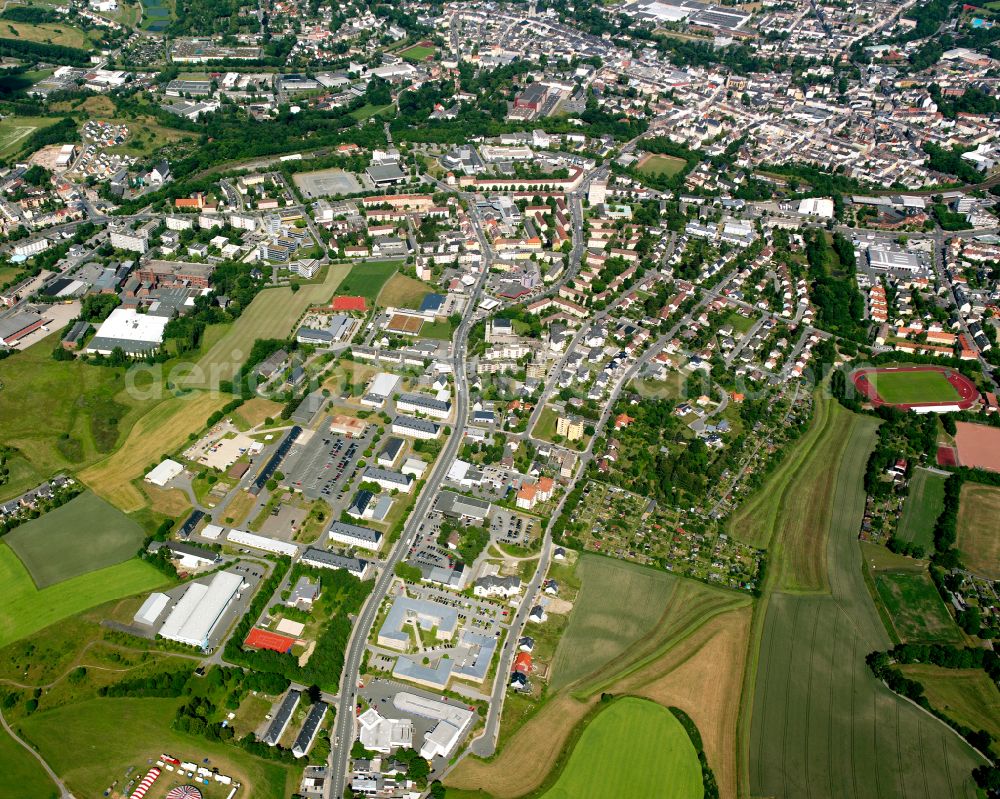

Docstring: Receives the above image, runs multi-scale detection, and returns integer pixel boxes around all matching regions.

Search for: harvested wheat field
[80,392,227,512]
[621,604,751,799]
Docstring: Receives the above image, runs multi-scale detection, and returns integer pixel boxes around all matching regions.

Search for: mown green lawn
[539,697,702,799]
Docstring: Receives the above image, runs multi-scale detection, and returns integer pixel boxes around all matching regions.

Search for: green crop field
[549,555,676,691]
[636,153,687,177]
[14,697,299,798]
[896,468,946,550]
[190,263,350,387]
[747,409,984,799]
[539,698,702,799]
[335,260,401,301]
[5,491,146,588]
[874,570,964,643]
[867,370,960,404]
[0,727,58,799]
[0,544,166,648]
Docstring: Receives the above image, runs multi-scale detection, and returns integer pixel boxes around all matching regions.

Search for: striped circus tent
[128,768,161,799]
[166,786,203,799]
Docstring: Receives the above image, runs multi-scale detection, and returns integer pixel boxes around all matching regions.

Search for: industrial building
[86,308,170,356]
[158,571,244,649]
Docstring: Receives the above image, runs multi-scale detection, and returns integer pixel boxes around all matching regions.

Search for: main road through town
[325,211,493,799]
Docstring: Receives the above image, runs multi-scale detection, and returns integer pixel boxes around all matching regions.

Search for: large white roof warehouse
[86,308,170,356]
[158,571,243,649]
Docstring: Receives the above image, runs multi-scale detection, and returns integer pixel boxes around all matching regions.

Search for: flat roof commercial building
[158,570,243,649]
[867,245,921,273]
[87,308,170,356]
[436,490,492,521]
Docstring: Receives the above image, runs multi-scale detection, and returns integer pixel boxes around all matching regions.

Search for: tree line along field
[746,407,985,799]
[898,664,1000,757]
[956,482,1000,580]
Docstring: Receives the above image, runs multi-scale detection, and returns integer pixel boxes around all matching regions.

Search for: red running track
[850,366,980,411]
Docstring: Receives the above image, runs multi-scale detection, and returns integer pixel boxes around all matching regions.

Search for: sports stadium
[851,365,980,413]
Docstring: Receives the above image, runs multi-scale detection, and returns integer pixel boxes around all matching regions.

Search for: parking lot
[293,168,363,198]
[490,509,537,548]
[282,425,374,502]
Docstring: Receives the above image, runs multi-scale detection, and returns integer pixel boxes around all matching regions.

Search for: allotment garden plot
[567,480,762,592]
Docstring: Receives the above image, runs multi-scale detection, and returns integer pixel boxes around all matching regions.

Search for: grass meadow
[896,468,946,550]
[5,491,145,587]
[874,570,965,643]
[79,391,228,512]
[956,482,1000,579]
[15,697,298,798]
[0,544,166,648]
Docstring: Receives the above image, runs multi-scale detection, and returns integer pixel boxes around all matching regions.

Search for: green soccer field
[540,697,703,799]
[335,260,402,301]
[5,491,146,588]
[868,370,961,404]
